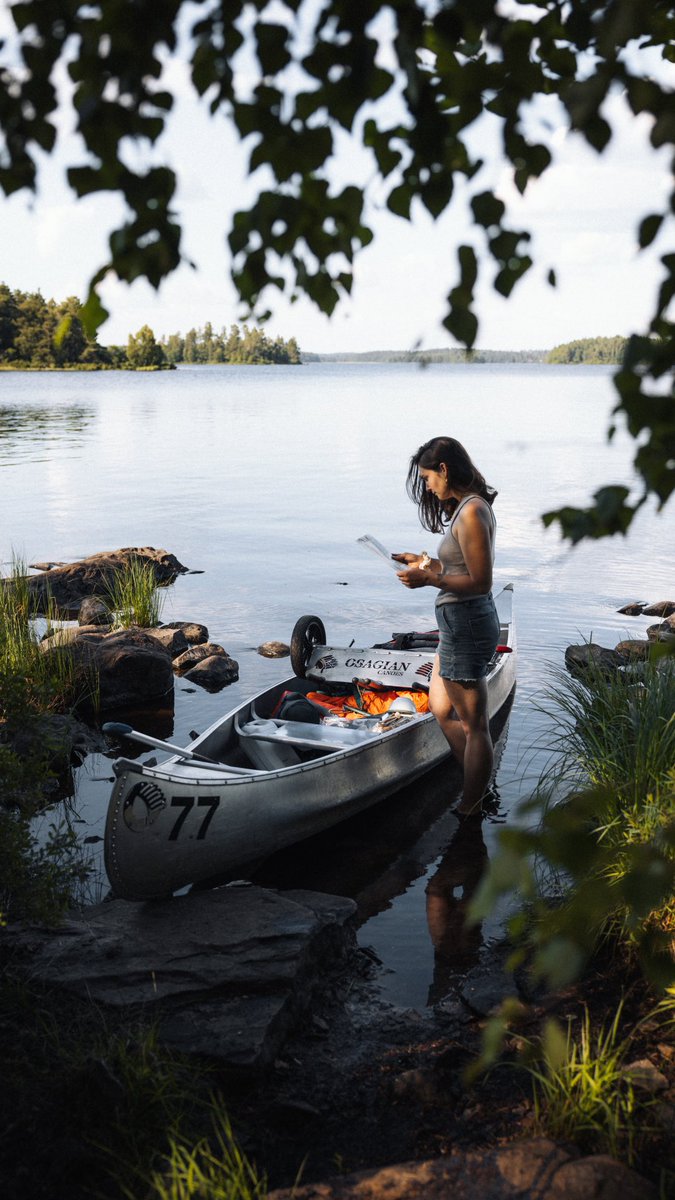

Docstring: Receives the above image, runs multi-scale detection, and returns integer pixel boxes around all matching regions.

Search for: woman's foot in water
[452,784,501,820]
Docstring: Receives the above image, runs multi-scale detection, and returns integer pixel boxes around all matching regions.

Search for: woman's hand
[396,567,431,589]
[391,551,422,566]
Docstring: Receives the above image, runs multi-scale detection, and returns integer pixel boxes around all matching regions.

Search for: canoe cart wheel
[290,615,327,677]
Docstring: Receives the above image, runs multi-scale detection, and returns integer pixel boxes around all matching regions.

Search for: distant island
[303,348,546,363]
[304,337,629,365]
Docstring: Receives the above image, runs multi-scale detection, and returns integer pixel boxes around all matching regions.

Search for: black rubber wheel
[290,615,326,677]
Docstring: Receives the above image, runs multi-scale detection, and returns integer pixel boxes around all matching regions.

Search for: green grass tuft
[536,655,675,809]
[0,555,83,711]
[528,1002,643,1161]
[144,1109,267,1200]
[106,557,165,628]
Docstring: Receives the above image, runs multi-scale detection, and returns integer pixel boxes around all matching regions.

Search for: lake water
[2,362,673,1008]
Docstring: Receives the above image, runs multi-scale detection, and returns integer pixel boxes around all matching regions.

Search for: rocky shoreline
[5,880,670,1200]
[2,552,673,1198]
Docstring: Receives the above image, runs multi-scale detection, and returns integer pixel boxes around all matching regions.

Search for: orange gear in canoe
[306,687,429,719]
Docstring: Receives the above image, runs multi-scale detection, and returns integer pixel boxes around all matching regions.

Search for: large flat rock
[24,885,355,1005]
[15,885,356,1071]
[268,1139,657,1200]
[158,993,291,1069]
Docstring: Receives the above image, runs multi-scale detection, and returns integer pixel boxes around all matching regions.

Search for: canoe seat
[236,715,375,764]
[234,716,301,770]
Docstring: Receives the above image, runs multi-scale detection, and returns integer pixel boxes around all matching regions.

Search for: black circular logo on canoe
[123,781,166,831]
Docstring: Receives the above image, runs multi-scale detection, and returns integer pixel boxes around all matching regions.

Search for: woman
[393,436,500,818]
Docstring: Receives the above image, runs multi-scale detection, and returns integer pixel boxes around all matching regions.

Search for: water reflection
[253,696,513,1007]
[425,818,487,1005]
[0,403,93,462]
[95,703,176,760]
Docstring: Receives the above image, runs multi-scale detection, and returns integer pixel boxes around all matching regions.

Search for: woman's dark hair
[406,436,497,533]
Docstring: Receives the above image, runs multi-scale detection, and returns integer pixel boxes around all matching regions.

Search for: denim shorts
[435,593,500,682]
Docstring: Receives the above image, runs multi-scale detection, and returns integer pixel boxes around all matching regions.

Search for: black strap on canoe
[373,630,439,650]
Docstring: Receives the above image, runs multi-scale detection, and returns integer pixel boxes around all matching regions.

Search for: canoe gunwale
[110,708,438,787]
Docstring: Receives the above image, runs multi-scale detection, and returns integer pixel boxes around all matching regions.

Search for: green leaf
[80,286,109,339]
[471,191,505,229]
[583,115,612,153]
[621,855,674,918]
[386,183,413,220]
[513,143,552,191]
[254,22,291,77]
[495,254,532,297]
[534,938,586,989]
[420,175,453,219]
[443,306,478,347]
[542,485,635,543]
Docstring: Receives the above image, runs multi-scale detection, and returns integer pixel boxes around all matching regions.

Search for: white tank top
[435,494,496,607]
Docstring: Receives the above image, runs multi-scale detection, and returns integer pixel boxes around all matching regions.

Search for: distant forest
[546,335,628,364]
[158,323,301,364]
[303,347,547,363]
[1,283,627,370]
[0,285,301,368]
[0,284,117,368]
[306,338,628,365]
[0,285,174,369]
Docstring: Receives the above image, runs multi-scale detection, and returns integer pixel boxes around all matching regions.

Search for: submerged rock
[564,643,626,677]
[642,600,675,617]
[258,641,290,658]
[2,712,108,768]
[173,642,229,674]
[183,653,239,691]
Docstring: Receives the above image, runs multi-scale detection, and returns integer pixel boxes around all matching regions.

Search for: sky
[1,6,673,354]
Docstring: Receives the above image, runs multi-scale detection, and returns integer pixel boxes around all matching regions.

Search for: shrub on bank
[0,563,94,923]
[474,653,675,988]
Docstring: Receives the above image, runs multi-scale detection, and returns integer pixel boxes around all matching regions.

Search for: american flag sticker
[316,653,338,670]
[415,661,434,681]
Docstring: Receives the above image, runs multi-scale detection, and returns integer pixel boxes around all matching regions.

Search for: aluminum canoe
[104,585,516,900]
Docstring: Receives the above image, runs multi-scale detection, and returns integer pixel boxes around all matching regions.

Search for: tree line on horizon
[1,284,627,370]
[158,323,301,364]
[307,337,629,365]
[0,285,301,369]
[304,347,546,363]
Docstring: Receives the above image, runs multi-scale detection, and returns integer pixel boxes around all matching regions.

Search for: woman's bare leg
[429,663,493,814]
[429,658,466,760]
